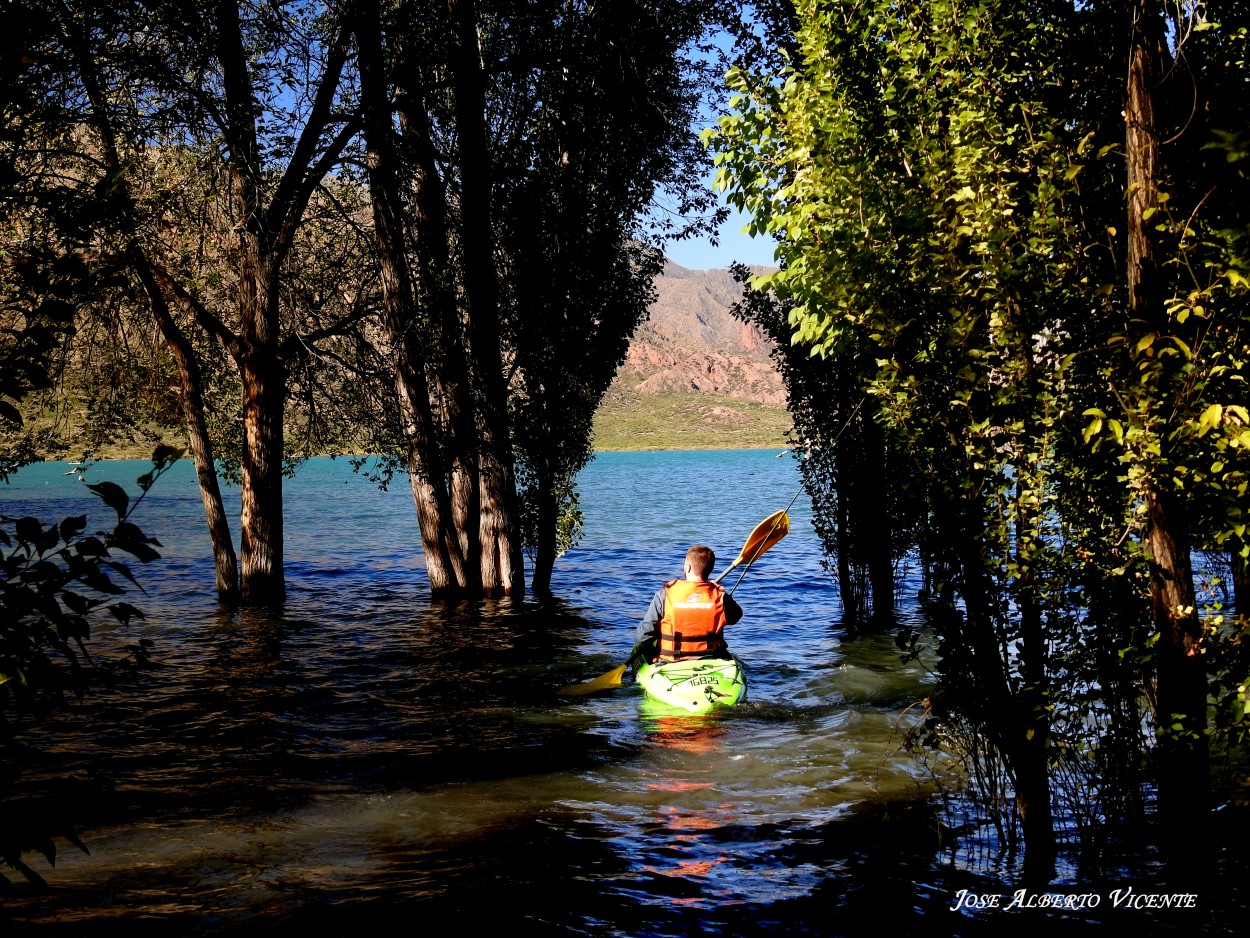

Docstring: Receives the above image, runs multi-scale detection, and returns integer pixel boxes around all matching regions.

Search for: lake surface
[0,451,1239,935]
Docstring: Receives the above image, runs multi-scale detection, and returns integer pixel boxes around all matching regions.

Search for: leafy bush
[1,446,178,889]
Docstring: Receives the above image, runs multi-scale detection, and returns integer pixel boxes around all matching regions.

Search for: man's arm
[725,593,743,625]
[634,587,666,648]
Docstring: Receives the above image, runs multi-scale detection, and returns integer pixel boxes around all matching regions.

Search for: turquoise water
[0,451,1231,935]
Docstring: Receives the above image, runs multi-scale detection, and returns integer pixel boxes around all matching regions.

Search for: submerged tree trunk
[1144,488,1209,837]
[361,0,521,598]
[947,483,1056,874]
[860,413,895,621]
[448,0,523,597]
[402,101,482,595]
[531,447,559,596]
[356,0,471,595]
[139,268,240,601]
[831,410,895,625]
[833,455,860,621]
[1014,505,1055,880]
[217,0,285,606]
[236,328,286,605]
[214,3,353,605]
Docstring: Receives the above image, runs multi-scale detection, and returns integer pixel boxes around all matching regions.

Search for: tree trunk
[398,99,483,594]
[72,24,241,603]
[237,342,285,605]
[531,451,558,596]
[1145,488,1209,842]
[215,0,296,606]
[949,486,1056,872]
[861,413,895,621]
[138,268,240,601]
[448,0,524,596]
[1126,0,1209,860]
[833,465,860,622]
[356,1,472,595]
[1014,503,1055,880]
[1125,1,1160,321]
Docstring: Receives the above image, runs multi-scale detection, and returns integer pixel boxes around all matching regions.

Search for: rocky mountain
[593,262,791,450]
[616,261,785,405]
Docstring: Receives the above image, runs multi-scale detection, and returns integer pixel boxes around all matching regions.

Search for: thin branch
[148,263,244,360]
[269,110,366,266]
[265,20,355,254]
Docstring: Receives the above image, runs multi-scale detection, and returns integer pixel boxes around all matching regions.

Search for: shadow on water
[3,590,955,936]
[10,593,1242,936]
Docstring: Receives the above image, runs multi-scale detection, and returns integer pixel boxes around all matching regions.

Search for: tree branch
[265,20,357,261]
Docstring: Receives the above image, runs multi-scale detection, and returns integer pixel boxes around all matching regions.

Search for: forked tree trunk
[216,0,286,606]
[400,100,483,594]
[356,0,472,595]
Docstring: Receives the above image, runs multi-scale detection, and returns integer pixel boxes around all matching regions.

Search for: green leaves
[2,446,173,889]
[2,451,172,723]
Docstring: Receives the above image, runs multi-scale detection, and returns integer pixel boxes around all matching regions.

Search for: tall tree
[501,0,725,593]
[710,0,1092,870]
[1121,0,1209,848]
[9,1,364,604]
[731,270,904,623]
[1080,0,1250,856]
[354,0,732,596]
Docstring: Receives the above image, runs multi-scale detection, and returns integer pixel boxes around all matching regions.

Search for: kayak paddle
[557,509,791,696]
[557,644,650,696]
[714,508,789,594]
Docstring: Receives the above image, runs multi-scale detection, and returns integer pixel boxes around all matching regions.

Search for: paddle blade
[558,663,628,696]
[735,509,790,567]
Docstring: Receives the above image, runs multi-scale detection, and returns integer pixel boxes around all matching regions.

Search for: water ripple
[3,452,947,934]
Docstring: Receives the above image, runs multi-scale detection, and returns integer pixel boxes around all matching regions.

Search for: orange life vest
[658,579,729,662]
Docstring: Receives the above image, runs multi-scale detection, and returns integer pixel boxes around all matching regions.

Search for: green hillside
[591,383,792,451]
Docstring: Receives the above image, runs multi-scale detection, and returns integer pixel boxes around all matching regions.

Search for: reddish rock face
[616,261,786,405]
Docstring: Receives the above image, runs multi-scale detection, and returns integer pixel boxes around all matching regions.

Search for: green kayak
[636,656,747,713]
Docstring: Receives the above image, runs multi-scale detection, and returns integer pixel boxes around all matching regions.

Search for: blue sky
[664,203,780,271]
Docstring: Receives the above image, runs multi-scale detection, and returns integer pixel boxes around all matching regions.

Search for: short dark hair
[686,545,716,578]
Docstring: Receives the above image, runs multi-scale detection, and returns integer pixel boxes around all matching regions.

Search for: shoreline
[16,443,793,466]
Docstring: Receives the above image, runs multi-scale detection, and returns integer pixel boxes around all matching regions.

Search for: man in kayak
[634,545,743,663]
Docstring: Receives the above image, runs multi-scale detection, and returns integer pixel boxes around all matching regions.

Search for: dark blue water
[0,452,1235,935]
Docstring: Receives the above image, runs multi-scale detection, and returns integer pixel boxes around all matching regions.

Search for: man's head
[684,545,716,580]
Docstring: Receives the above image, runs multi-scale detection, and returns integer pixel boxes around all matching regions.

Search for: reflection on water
[1,453,1239,935]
